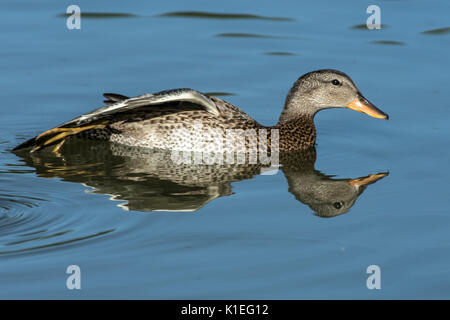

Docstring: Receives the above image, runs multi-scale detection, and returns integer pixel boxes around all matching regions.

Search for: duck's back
[107,96,263,152]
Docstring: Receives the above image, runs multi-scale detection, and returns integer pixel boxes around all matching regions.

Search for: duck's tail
[13,121,109,153]
[13,93,130,153]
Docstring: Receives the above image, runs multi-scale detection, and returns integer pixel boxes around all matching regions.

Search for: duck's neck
[271,89,319,151]
[272,115,316,152]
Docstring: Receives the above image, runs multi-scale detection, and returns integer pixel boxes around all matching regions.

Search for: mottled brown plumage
[13,69,388,153]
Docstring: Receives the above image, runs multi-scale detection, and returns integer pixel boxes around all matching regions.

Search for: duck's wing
[13,88,219,152]
[64,88,219,127]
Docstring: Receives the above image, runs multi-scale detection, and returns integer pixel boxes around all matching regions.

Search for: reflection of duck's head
[311,173,388,218]
[279,69,389,123]
[282,159,388,218]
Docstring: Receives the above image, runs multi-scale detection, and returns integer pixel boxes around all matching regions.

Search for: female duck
[14,69,388,153]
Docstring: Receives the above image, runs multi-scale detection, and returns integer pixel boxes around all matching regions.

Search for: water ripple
[215,33,298,39]
[369,40,406,46]
[205,92,236,97]
[158,11,294,21]
[421,27,450,35]
[0,177,117,256]
[263,51,296,56]
[350,24,388,30]
[0,229,115,255]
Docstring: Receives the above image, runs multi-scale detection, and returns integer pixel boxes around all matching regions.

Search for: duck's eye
[331,79,341,86]
[333,202,343,209]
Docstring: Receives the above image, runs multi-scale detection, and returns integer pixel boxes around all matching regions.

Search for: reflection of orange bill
[347,98,389,120]
[348,172,389,187]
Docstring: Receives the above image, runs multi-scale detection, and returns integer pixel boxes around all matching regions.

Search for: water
[1,0,449,299]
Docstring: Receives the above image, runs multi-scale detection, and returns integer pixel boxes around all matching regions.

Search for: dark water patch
[0,211,44,237]
[0,195,46,238]
[0,194,49,237]
[0,229,115,255]
[57,12,138,19]
[369,40,405,45]
[215,33,296,39]
[6,229,73,246]
[263,51,296,56]
[158,11,293,21]
[205,92,236,97]
[350,24,388,30]
[421,27,450,35]
[19,229,48,237]
[0,198,35,210]
[0,194,45,211]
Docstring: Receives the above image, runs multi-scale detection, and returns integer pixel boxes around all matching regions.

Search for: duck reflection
[13,140,387,217]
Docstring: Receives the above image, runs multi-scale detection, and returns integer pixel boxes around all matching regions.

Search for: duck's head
[279,69,388,123]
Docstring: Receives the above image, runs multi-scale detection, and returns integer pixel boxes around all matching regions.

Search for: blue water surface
[0,0,449,299]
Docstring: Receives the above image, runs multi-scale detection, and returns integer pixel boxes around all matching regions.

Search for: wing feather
[63,88,219,127]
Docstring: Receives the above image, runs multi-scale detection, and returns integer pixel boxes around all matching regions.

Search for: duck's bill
[348,172,389,187]
[347,96,389,120]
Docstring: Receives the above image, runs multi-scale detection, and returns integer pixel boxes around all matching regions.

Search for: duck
[13,69,388,154]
